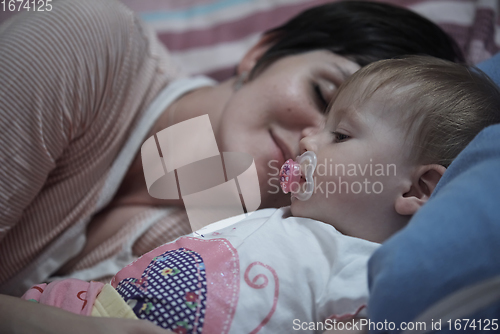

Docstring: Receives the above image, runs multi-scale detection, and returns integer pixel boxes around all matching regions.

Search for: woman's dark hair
[251,1,465,77]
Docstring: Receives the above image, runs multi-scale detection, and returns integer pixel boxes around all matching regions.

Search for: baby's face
[290,81,415,243]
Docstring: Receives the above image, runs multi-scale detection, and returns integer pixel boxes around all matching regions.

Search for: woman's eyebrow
[332,63,351,80]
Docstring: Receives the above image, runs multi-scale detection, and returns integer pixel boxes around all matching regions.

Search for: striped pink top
[0,0,194,295]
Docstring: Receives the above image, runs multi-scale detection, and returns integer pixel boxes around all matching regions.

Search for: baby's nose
[299,134,318,154]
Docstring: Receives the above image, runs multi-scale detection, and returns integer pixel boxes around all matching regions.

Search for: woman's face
[216,50,360,208]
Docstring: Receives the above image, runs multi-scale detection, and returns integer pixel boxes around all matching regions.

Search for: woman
[0,0,462,332]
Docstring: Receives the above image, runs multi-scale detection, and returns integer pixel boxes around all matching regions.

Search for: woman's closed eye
[331,131,349,143]
[313,83,330,113]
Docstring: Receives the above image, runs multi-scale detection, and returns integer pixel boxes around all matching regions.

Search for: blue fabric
[367,122,500,333]
[477,52,500,88]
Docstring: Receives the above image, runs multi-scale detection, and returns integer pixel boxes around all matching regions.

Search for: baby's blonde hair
[336,56,500,167]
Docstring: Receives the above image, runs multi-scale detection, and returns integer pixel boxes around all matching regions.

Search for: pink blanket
[22,279,104,315]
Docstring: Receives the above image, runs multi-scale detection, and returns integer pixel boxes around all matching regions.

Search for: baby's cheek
[289,198,306,217]
[290,195,321,221]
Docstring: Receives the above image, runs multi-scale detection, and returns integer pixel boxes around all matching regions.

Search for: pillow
[368,122,500,332]
[478,52,500,87]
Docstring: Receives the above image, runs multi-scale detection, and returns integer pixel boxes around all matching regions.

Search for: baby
[22,56,500,334]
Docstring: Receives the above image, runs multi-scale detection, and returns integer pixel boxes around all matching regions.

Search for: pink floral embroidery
[161,267,180,277]
[161,268,172,276]
[185,291,198,302]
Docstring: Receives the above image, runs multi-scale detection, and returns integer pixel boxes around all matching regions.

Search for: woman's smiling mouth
[270,129,294,164]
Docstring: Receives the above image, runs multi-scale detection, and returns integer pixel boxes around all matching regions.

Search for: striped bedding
[119,0,500,81]
[1,0,498,81]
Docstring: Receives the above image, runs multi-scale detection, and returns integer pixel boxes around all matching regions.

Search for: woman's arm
[0,0,174,291]
[0,294,174,334]
[0,0,152,239]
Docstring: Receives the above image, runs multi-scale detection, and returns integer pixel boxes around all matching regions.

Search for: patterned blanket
[120,0,500,81]
[1,0,498,81]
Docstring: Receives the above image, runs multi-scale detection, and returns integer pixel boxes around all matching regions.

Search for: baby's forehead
[329,76,410,119]
[328,76,420,144]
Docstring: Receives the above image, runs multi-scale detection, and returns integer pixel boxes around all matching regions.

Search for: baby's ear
[395,164,446,216]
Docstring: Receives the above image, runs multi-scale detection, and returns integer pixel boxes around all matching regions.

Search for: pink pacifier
[279,151,317,201]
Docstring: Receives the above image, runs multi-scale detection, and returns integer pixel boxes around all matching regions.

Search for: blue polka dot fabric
[116,248,207,334]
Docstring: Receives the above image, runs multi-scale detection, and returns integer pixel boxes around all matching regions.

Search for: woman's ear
[237,33,276,75]
[395,164,447,216]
